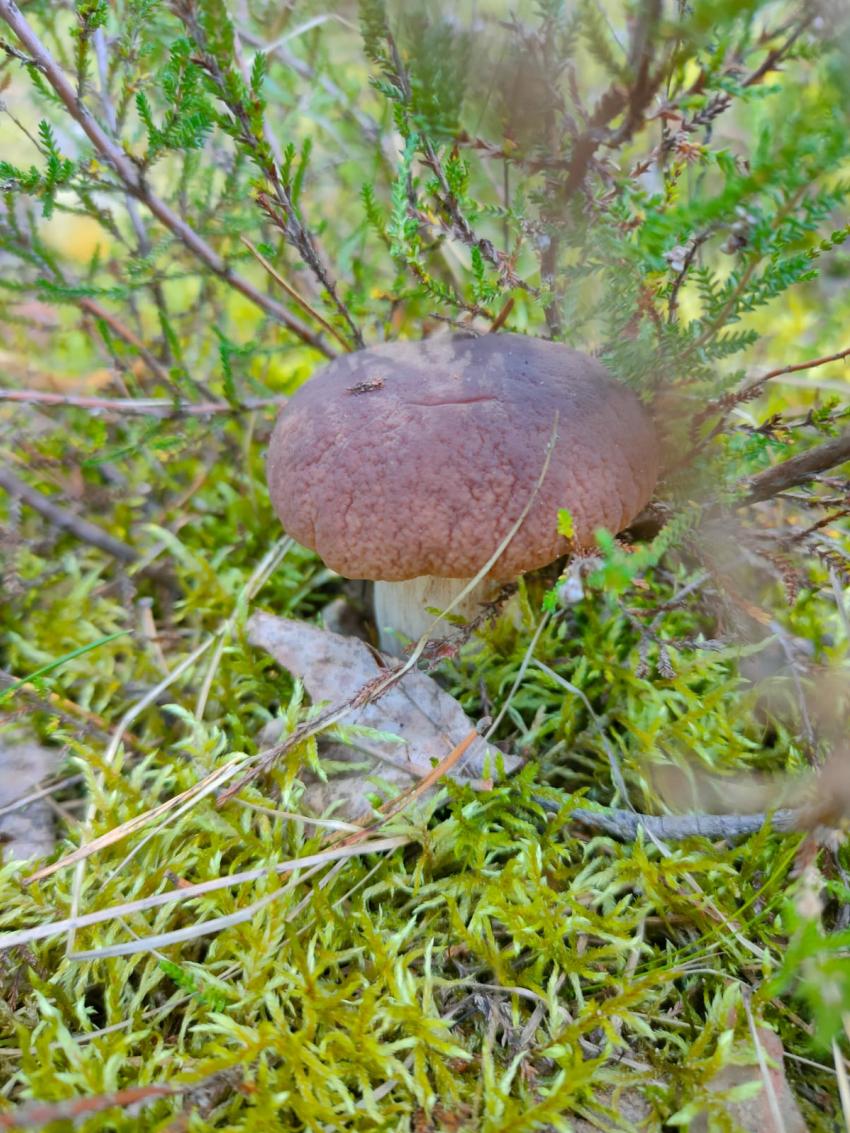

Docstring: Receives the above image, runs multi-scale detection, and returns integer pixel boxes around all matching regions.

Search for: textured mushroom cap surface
[267,334,658,581]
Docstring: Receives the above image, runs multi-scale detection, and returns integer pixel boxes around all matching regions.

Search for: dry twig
[741,431,850,505]
[0,388,285,417]
[0,466,147,568]
[568,805,798,841]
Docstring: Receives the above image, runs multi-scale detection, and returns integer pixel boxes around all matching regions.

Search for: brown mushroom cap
[267,334,658,582]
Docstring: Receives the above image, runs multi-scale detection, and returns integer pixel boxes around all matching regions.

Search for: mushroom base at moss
[373,576,503,657]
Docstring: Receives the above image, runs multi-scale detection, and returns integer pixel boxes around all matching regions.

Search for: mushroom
[266,333,658,654]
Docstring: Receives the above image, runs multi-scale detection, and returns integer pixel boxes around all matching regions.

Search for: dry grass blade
[533,658,631,805]
[234,800,363,832]
[241,238,352,350]
[68,837,410,960]
[24,756,249,884]
[65,635,216,951]
[57,537,292,950]
[0,836,409,953]
[0,774,85,818]
[483,611,551,743]
[335,724,489,848]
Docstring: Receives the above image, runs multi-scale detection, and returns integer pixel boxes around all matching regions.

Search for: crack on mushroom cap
[266,334,659,582]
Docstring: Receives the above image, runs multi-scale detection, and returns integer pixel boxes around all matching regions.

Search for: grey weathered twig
[569,806,799,841]
[0,468,171,587]
[539,0,664,334]
[0,467,139,564]
[0,0,335,359]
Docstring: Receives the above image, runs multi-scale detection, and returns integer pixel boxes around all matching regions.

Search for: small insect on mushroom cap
[266,333,659,582]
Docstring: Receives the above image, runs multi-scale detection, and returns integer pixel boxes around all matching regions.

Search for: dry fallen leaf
[247,612,520,820]
[692,1027,809,1133]
[0,734,61,864]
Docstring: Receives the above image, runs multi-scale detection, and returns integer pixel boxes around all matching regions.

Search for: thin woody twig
[667,230,714,323]
[78,297,175,389]
[735,344,850,402]
[0,467,178,587]
[0,0,335,359]
[742,13,815,90]
[488,296,515,333]
[0,388,285,417]
[568,806,798,840]
[538,0,664,333]
[168,1,363,350]
[0,466,139,565]
[740,431,850,505]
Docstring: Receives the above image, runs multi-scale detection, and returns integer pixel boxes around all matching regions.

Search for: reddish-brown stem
[77,298,175,388]
[736,344,850,400]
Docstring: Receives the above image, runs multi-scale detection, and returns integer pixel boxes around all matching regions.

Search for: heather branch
[664,13,815,152]
[419,139,538,298]
[171,1,365,350]
[0,0,335,359]
[740,431,850,505]
[682,185,807,361]
[91,26,177,371]
[77,298,177,390]
[364,26,532,301]
[540,0,664,334]
[742,13,816,90]
[666,230,715,324]
[237,25,393,162]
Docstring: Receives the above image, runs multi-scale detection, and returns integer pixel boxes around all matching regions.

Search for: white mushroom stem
[373,576,501,657]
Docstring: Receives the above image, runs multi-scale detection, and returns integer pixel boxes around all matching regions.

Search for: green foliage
[1,0,850,1128]
[136,39,216,159]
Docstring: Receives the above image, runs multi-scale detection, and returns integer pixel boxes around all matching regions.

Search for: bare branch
[742,13,815,90]
[0,0,336,359]
[740,431,850,505]
[0,388,285,417]
[569,806,798,841]
[539,0,664,334]
[76,298,184,391]
[666,230,715,323]
[735,344,850,402]
[0,467,172,587]
[0,467,138,564]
